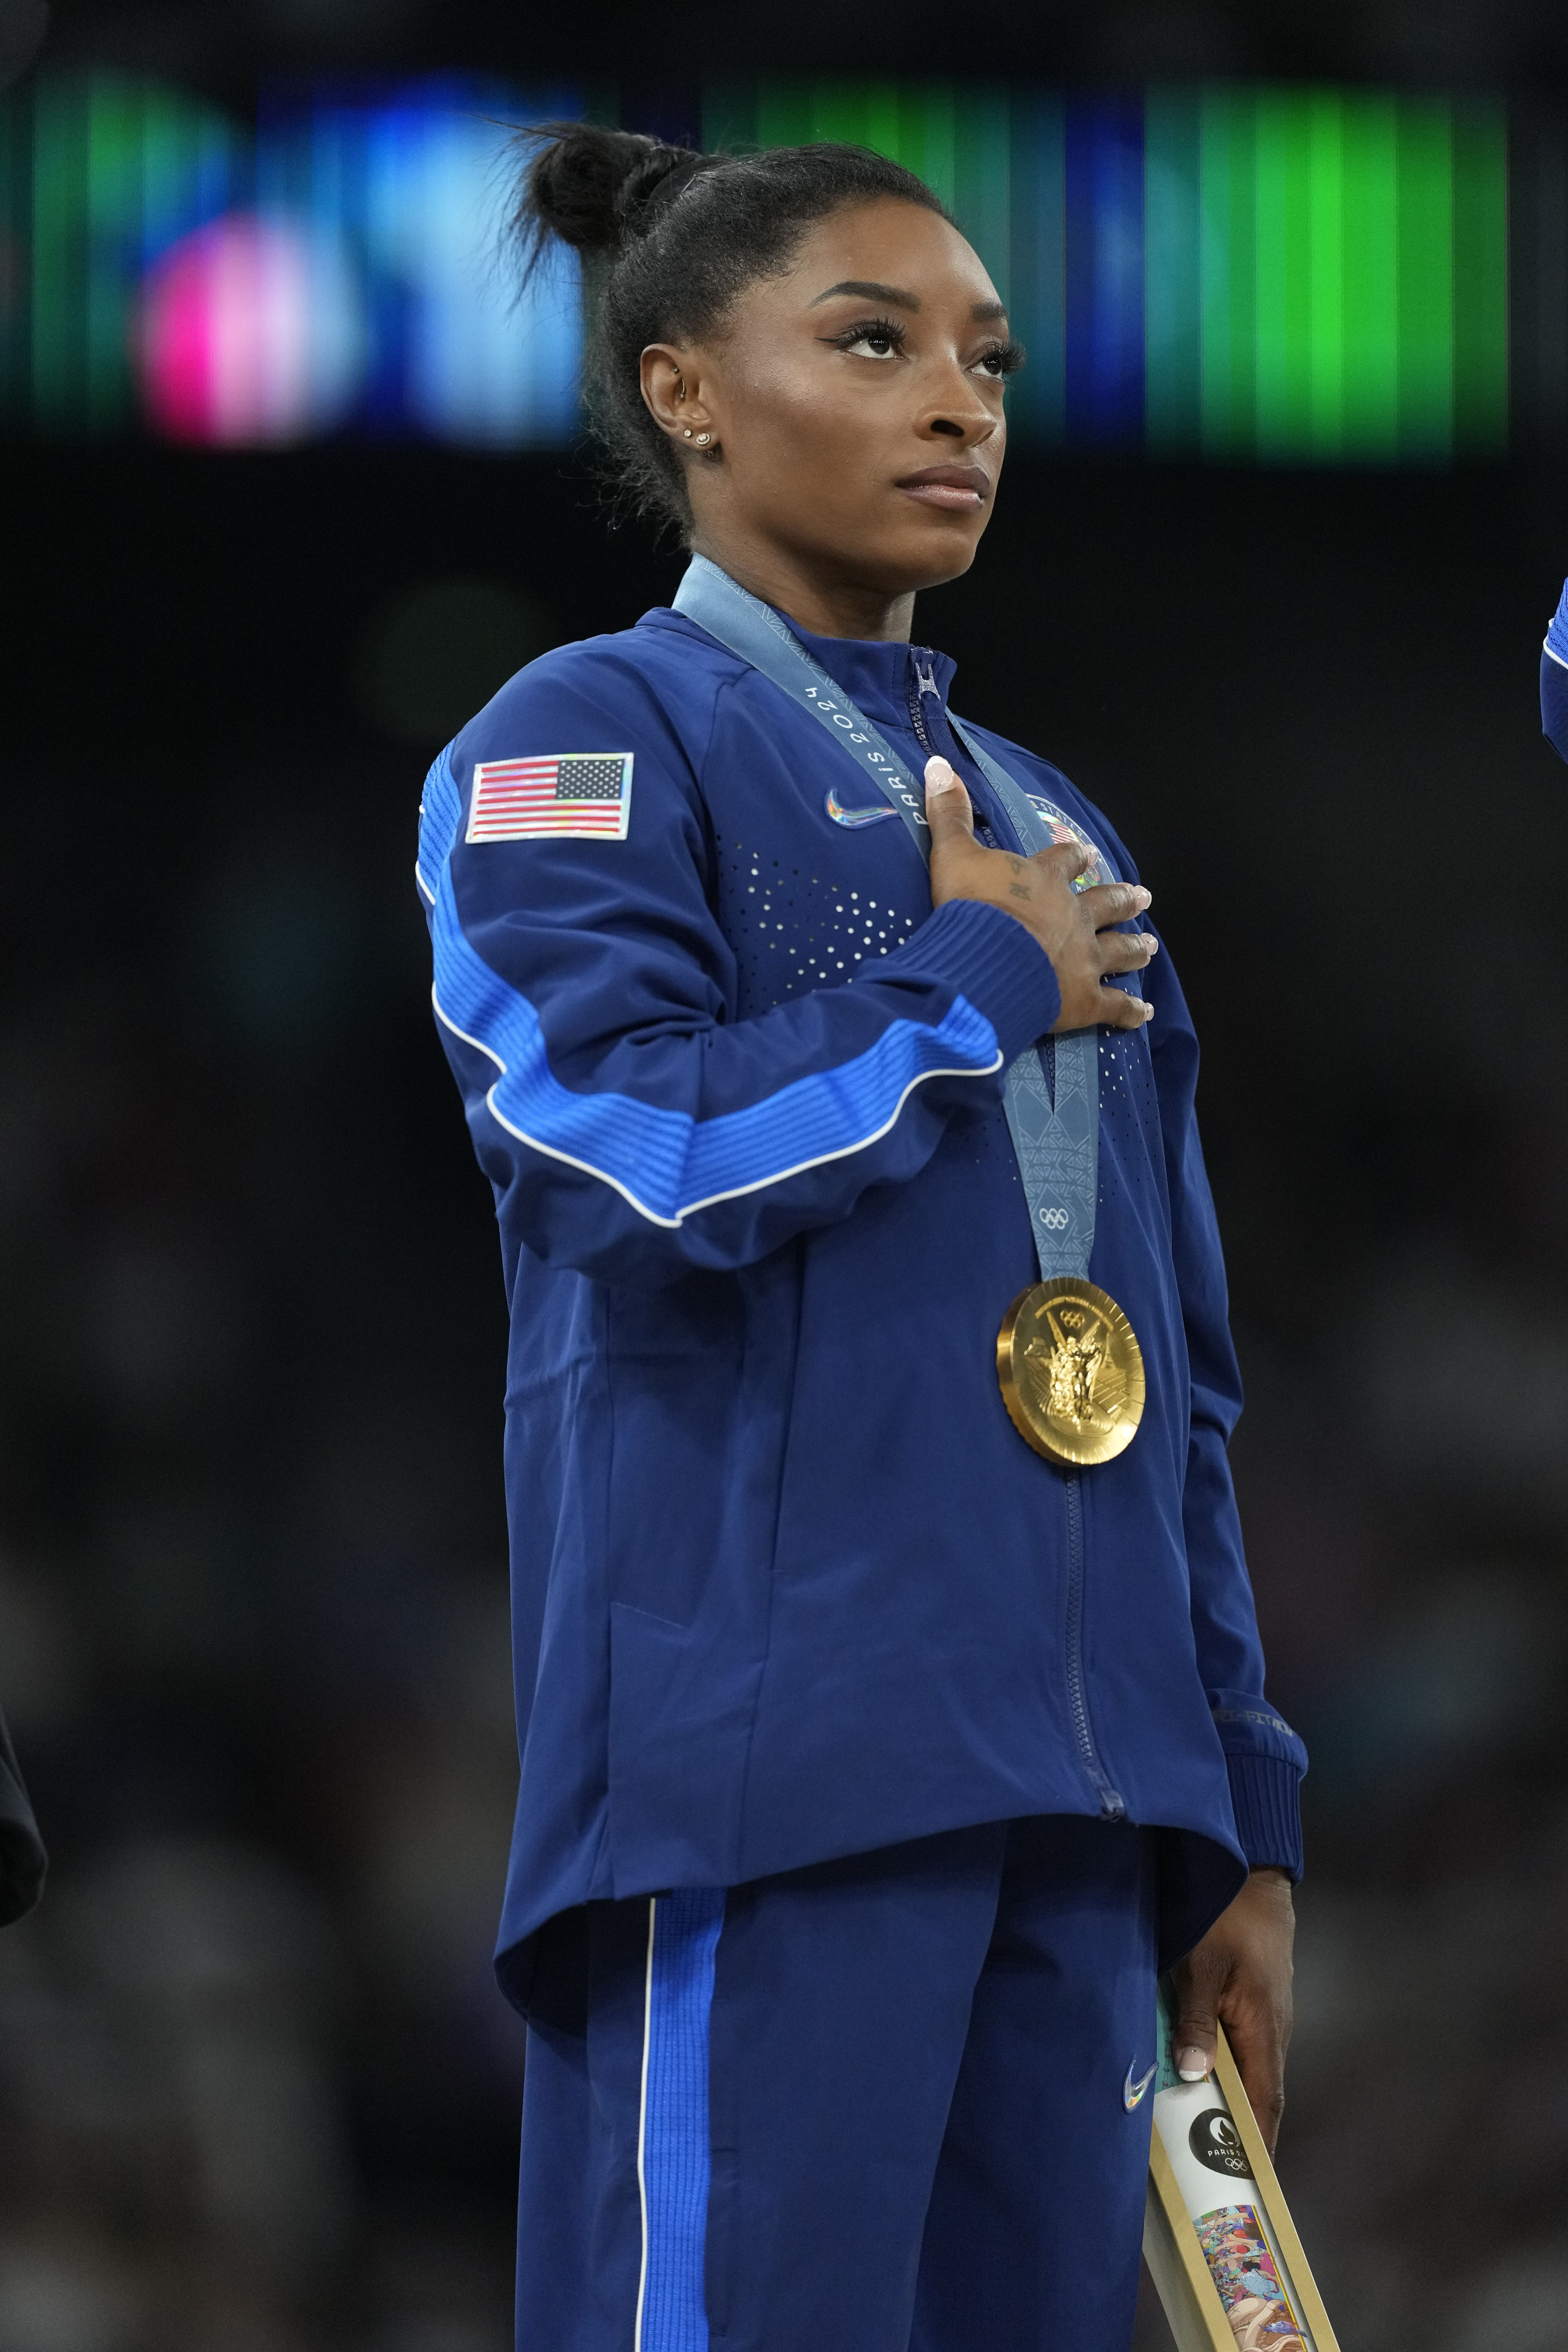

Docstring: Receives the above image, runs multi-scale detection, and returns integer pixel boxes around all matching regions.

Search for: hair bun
[616,145,707,237]
[516,122,705,262]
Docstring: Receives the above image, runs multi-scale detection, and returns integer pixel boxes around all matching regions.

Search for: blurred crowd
[0,430,1566,2352]
[0,447,555,2350]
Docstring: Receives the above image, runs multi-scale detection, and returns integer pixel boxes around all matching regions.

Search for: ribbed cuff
[887,897,1061,1061]
[1226,1752,1304,1880]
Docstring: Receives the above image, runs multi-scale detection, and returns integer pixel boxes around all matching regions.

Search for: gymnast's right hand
[923,754,1157,1034]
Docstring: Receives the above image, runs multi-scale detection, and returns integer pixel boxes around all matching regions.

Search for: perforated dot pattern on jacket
[720,844,924,1018]
[1094,1026,1164,1216]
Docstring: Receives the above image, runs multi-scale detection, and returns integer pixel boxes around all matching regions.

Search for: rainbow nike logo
[825,789,898,829]
[1123,2060,1156,2111]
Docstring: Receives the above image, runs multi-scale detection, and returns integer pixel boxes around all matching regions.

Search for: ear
[640,343,716,450]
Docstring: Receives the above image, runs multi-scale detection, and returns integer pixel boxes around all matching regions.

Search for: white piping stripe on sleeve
[434,983,1001,1229]
[425,728,1004,1231]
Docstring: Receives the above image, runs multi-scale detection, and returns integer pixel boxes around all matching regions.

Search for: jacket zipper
[909,649,1121,1818]
[1065,1470,1126,1819]
[907,651,1003,848]
[906,648,940,752]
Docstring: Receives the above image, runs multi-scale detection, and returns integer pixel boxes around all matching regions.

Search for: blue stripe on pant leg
[638,1888,727,2352]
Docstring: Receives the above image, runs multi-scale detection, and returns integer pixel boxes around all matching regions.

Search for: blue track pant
[515,1815,1163,2352]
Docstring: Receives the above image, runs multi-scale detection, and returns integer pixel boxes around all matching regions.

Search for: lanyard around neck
[670,553,1108,1284]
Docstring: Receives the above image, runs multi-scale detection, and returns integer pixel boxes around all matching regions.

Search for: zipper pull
[914,656,940,698]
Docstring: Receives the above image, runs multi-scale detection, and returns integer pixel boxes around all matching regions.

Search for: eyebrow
[810,279,921,309]
[809,280,1011,327]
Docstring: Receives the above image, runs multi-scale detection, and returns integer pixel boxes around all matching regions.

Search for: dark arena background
[1,2,1567,2347]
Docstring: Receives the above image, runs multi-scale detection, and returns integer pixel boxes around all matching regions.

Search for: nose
[928,411,997,441]
[923,369,1001,445]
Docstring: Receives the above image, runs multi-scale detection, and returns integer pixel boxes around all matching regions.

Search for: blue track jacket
[418,590,1307,1999]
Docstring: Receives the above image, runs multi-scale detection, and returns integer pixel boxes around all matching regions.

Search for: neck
[688,532,915,643]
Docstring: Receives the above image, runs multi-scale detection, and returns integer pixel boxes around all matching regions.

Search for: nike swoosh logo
[824,789,898,829]
[1123,2060,1156,2111]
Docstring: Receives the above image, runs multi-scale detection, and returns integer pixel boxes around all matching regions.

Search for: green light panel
[0,72,1516,457]
[706,81,1510,462]
[16,72,240,435]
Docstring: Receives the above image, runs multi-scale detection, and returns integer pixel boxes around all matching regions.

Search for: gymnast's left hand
[1169,1868,1295,2154]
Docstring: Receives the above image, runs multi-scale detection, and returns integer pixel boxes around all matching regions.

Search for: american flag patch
[466,753,634,843]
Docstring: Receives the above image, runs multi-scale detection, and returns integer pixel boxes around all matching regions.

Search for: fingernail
[925,756,956,792]
[1139,1002,1154,1022]
[1177,2048,1209,2080]
[1143,934,1160,956]
[1136,887,1152,907]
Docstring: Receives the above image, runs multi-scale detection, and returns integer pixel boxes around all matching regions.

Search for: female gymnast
[416,123,1306,2352]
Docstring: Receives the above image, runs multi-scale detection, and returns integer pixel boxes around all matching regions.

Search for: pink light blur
[139,213,360,446]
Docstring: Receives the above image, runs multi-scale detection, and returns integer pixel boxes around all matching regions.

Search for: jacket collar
[781,618,959,735]
[641,600,959,735]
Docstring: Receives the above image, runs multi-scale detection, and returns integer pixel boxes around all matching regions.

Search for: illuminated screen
[1,71,582,447]
[709,80,1509,461]
[0,70,1512,458]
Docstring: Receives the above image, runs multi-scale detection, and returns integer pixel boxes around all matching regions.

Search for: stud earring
[682,427,693,439]
[694,432,712,446]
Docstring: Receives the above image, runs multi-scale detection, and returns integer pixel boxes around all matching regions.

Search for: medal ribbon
[673,555,1121,1284]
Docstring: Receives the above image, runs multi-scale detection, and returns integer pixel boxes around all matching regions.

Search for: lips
[895,464,990,511]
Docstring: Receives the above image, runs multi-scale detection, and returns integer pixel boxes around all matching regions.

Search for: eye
[827,316,907,361]
[974,339,1026,380]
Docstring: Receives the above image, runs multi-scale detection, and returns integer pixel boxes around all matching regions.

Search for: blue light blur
[253,78,582,449]
[10,70,584,448]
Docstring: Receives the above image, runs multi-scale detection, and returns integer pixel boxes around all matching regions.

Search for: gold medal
[997,1277,1146,1468]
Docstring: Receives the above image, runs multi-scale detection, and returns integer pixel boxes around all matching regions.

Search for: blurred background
[1,1,1567,2347]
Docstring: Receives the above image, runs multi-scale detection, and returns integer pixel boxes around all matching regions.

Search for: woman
[418,125,1306,2352]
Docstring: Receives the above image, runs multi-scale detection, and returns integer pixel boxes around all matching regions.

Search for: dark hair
[509,123,950,536]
